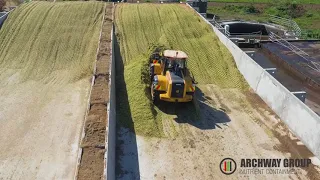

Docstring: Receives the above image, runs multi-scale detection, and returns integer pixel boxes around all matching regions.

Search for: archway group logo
[219,157,311,175]
[220,158,237,175]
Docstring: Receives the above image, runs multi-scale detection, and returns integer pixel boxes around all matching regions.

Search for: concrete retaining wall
[261,45,320,91]
[0,12,10,28]
[76,4,110,179]
[106,23,116,180]
[0,8,17,28]
[187,3,320,158]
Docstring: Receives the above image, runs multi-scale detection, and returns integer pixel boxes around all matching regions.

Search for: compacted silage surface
[114,4,248,137]
[0,2,104,179]
[0,1,102,83]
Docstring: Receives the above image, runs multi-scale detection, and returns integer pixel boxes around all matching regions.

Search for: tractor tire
[149,65,154,82]
[151,84,159,103]
[150,73,154,83]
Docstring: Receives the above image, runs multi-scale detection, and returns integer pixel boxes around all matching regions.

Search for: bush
[223,4,259,14]
[306,12,313,17]
[0,0,6,12]
[301,30,320,39]
[245,4,259,14]
[270,0,306,18]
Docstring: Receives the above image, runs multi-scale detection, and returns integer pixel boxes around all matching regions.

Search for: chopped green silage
[115,4,248,137]
[0,1,104,85]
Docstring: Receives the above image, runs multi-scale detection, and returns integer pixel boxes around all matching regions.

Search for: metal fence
[208,18,230,36]
[269,15,301,37]
[269,32,320,72]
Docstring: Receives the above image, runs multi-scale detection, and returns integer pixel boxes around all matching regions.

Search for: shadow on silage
[114,36,140,179]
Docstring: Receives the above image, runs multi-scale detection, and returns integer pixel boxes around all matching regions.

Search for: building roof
[163,50,188,59]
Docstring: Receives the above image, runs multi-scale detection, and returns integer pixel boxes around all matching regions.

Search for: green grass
[207,4,320,38]
[115,4,248,137]
[0,1,104,84]
[208,0,320,4]
[207,5,267,22]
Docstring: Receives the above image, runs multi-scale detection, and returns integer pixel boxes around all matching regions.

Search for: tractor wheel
[150,73,154,83]
[149,54,155,63]
[151,84,159,103]
[149,66,154,83]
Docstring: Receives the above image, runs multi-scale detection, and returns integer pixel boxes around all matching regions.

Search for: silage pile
[115,4,248,137]
[0,1,103,85]
[0,2,104,179]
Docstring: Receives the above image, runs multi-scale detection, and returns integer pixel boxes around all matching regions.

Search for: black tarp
[188,0,207,13]
[222,23,269,35]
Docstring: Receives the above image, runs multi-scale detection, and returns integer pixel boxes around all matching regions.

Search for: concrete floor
[0,79,90,180]
[242,47,320,116]
[116,85,320,180]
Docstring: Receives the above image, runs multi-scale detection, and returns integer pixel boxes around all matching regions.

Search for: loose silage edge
[75,3,113,180]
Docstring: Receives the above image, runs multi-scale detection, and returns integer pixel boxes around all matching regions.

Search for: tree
[0,0,6,12]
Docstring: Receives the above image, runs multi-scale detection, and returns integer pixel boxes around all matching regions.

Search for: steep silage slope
[0,2,103,179]
[115,4,247,136]
[116,4,245,86]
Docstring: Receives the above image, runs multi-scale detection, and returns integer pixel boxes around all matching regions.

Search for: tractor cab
[149,50,195,103]
[162,50,188,77]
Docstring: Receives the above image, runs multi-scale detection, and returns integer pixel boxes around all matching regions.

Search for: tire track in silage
[147,5,161,43]
[21,4,56,82]
[0,3,38,67]
[43,5,76,86]
[116,5,132,63]
[137,5,149,47]
[156,6,199,137]
[70,3,105,80]
[156,5,166,41]
[42,7,68,85]
[170,6,208,84]
[0,3,51,74]
[0,2,36,48]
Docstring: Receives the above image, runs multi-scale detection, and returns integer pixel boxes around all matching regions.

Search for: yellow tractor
[149,50,195,103]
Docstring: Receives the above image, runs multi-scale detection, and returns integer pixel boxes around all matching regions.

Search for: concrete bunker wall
[0,13,9,28]
[187,3,320,158]
[261,43,320,91]
[105,24,116,180]
[0,9,15,29]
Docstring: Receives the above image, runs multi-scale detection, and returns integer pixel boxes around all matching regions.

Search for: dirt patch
[96,56,110,76]
[82,104,108,147]
[90,75,110,105]
[77,147,105,180]
[77,3,113,180]
[243,89,320,180]
[244,89,278,115]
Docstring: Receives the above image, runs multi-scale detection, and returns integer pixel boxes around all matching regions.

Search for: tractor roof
[163,50,188,59]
